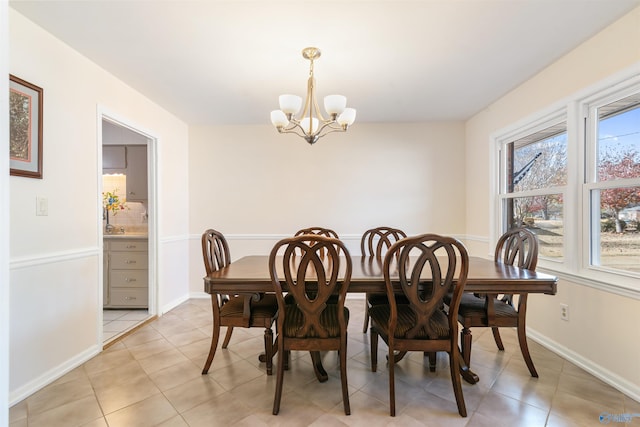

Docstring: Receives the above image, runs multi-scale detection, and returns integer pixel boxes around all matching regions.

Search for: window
[586,92,640,275]
[499,120,567,261]
[495,71,640,294]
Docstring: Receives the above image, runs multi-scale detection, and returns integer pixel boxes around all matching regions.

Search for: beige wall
[187,122,466,293]
[464,6,640,398]
[8,9,190,402]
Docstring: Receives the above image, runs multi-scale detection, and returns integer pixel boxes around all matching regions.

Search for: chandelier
[270,47,356,145]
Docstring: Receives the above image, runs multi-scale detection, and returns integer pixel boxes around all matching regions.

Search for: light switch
[36,197,48,216]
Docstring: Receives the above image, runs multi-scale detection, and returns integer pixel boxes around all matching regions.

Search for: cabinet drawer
[110,270,148,288]
[110,252,148,269]
[109,240,147,251]
[110,288,148,307]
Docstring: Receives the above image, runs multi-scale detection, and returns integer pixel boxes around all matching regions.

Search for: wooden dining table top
[203,255,558,295]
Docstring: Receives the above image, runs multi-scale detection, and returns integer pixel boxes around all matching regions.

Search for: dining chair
[200,229,278,375]
[360,226,407,333]
[452,226,539,377]
[269,234,352,415]
[369,233,469,417]
[294,227,340,256]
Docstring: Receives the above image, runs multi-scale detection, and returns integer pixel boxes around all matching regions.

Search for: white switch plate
[36,197,48,216]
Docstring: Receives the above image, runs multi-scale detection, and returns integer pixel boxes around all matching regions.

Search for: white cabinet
[102,145,147,201]
[104,238,148,308]
[125,146,147,201]
[103,145,126,170]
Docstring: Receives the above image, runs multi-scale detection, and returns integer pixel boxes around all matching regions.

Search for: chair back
[202,229,231,275]
[495,227,538,271]
[294,227,340,258]
[269,234,351,338]
[383,234,468,339]
[361,227,407,258]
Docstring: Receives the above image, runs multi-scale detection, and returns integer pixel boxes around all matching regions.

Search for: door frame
[97,106,158,341]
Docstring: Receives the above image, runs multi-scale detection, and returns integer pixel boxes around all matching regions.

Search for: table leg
[457,348,479,384]
[310,351,329,382]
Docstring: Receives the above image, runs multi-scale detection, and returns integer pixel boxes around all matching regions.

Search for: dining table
[203,254,557,384]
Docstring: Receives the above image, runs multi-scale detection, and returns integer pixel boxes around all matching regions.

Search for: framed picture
[10,74,43,179]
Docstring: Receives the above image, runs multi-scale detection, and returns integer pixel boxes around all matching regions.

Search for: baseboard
[9,344,101,406]
[527,328,640,403]
[160,294,191,315]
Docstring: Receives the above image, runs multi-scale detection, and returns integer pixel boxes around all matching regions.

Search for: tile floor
[10,298,640,427]
[103,309,151,343]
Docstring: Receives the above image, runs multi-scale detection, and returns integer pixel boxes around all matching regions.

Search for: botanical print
[9,87,33,163]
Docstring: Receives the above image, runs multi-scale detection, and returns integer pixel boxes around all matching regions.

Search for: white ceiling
[10,0,640,126]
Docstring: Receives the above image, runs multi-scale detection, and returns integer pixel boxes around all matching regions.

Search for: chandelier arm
[314,121,345,139]
[278,123,311,139]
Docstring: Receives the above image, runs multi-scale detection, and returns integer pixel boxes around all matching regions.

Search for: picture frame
[9,74,43,179]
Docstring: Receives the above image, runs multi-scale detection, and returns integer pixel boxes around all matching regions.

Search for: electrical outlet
[560,303,569,321]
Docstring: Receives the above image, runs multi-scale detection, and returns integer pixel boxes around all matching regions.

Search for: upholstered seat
[360,226,407,333]
[201,229,278,375]
[369,233,469,417]
[269,234,352,416]
[450,226,539,378]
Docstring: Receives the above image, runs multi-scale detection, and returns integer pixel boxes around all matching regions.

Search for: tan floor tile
[26,376,95,415]
[137,347,190,374]
[472,390,548,426]
[148,358,203,391]
[550,392,618,426]
[104,394,178,427]
[28,395,103,427]
[8,418,28,427]
[491,370,557,411]
[127,337,176,360]
[164,375,228,413]
[180,392,255,426]
[82,348,135,376]
[121,326,165,347]
[157,415,190,426]
[87,359,148,389]
[556,371,625,410]
[8,399,27,423]
[93,374,161,414]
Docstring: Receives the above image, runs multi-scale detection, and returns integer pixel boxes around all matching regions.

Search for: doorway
[98,111,158,345]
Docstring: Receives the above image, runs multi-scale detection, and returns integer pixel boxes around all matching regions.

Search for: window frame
[492,67,640,298]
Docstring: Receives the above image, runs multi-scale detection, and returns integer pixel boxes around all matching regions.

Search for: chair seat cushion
[284,293,339,305]
[283,304,349,338]
[367,293,410,306]
[456,293,517,321]
[220,293,278,322]
[369,304,450,339]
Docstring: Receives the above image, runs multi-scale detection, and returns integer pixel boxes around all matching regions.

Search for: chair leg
[370,330,378,372]
[388,346,396,417]
[517,319,538,378]
[221,326,234,349]
[362,297,370,333]
[492,327,505,351]
[264,327,273,375]
[273,340,285,415]
[339,339,351,415]
[460,327,472,368]
[448,350,467,417]
[427,352,437,372]
[201,321,221,375]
